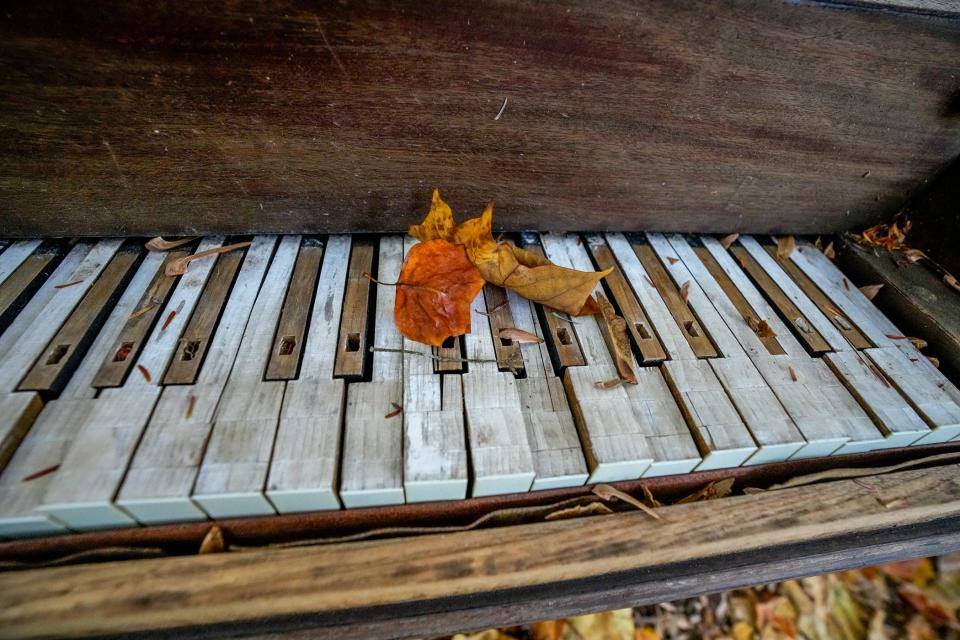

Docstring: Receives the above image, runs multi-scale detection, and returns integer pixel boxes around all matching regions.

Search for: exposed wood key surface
[632,240,717,359]
[0,242,60,334]
[333,237,373,380]
[163,246,244,385]
[117,237,277,524]
[39,237,225,530]
[482,283,525,374]
[266,236,351,513]
[92,249,189,388]
[192,236,298,518]
[341,236,405,507]
[18,244,140,393]
[462,288,536,496]
[586,234,667,364]
[265,237,323,381]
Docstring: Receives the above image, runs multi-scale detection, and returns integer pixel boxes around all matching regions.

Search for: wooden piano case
[1,0,959,637]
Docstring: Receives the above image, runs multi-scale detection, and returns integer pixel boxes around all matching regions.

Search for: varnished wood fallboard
[0,0,959,237]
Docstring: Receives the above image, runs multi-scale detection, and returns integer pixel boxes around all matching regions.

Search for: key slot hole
[46,344,69,366]
[440,336,456,349]
[113,342,134,362]
[500,337,514,347]
[683,320,700,338]
[345,333,361,352]
[557,327,572,345]
[635,322,652,340]
[180,340,201,361]
[278,335,297,356]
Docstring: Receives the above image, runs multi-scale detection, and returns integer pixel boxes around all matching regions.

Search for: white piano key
[542,233,675,480]
[507,287,589,490]
[0,251,165,537]
[737,236,850,350]
[340,236,405,508]
[461,287,536,496]
[117,236,277,524]
[39,237,224,530]
[192,236,299,518]
[265,235,351,513]
[612,233,777,466]
[0,240,42,287]
[788,240,960,441]
[703,235,931,446]
[402,235,469,503]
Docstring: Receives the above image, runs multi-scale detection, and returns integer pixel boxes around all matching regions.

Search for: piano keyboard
[0,232,958,537]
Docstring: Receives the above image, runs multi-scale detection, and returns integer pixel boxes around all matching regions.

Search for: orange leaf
[776,235,795,260]
[393,240,484,347]
[719,233,739,249]
[411,192,611,316]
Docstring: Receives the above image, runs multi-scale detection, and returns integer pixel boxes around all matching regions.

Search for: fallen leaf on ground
[146,236,199,251]
[165,241,251,276]
[776,235,796,260]
[596,293,637,384]
[498,328,543,344]
[861,218,911,250]
[391,239,484,347]
[719,233,739,249]
[859,284,884,300]
[199,525,225,554]
[409,190,611,316]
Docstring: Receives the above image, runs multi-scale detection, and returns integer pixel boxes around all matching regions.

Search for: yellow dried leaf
[859,284,884,300]
[776,235,796,260]
[531,620,567,640]
[823,241,836,260]
[408,189,456,242]
[903,248,927,264]
[908,336,928,350]
[679,281,690,303]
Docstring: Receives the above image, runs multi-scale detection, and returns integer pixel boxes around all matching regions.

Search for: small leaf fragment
[594,378,623,389]
[54,280,83,289]
[842,277,850,291]
[822,241,836,260]
[592,484,661,520]
[776,235,795,260]
[498,328,543,344]
[128,303,158,321]
[679,281,690,303]
[676,477,735,503]
[944,273,960,292]
[22,464,60,482]
[903,248,927,264]
[789,365,798,382]
[748,317,777,338]
[186,394,197,419]
[137,364,152,383]
[908,336,928,350]
[146,236,199,252]
[667,256,679,265]
[385,402,403,419]
[719,233,739,249]
[927,356,940,368]
[859,284,884,300]
[199,525,226,555]
[595,292,636,384]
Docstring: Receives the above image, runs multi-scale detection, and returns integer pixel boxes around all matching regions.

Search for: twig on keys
[550,310,579,325]
[363,273,448,298]
[369,346,499,366]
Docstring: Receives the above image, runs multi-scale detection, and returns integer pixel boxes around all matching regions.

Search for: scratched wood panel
[0,1,958,236]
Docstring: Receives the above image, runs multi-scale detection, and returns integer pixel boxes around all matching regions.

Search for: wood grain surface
[1,463,958,639]
[0,1,958,236]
